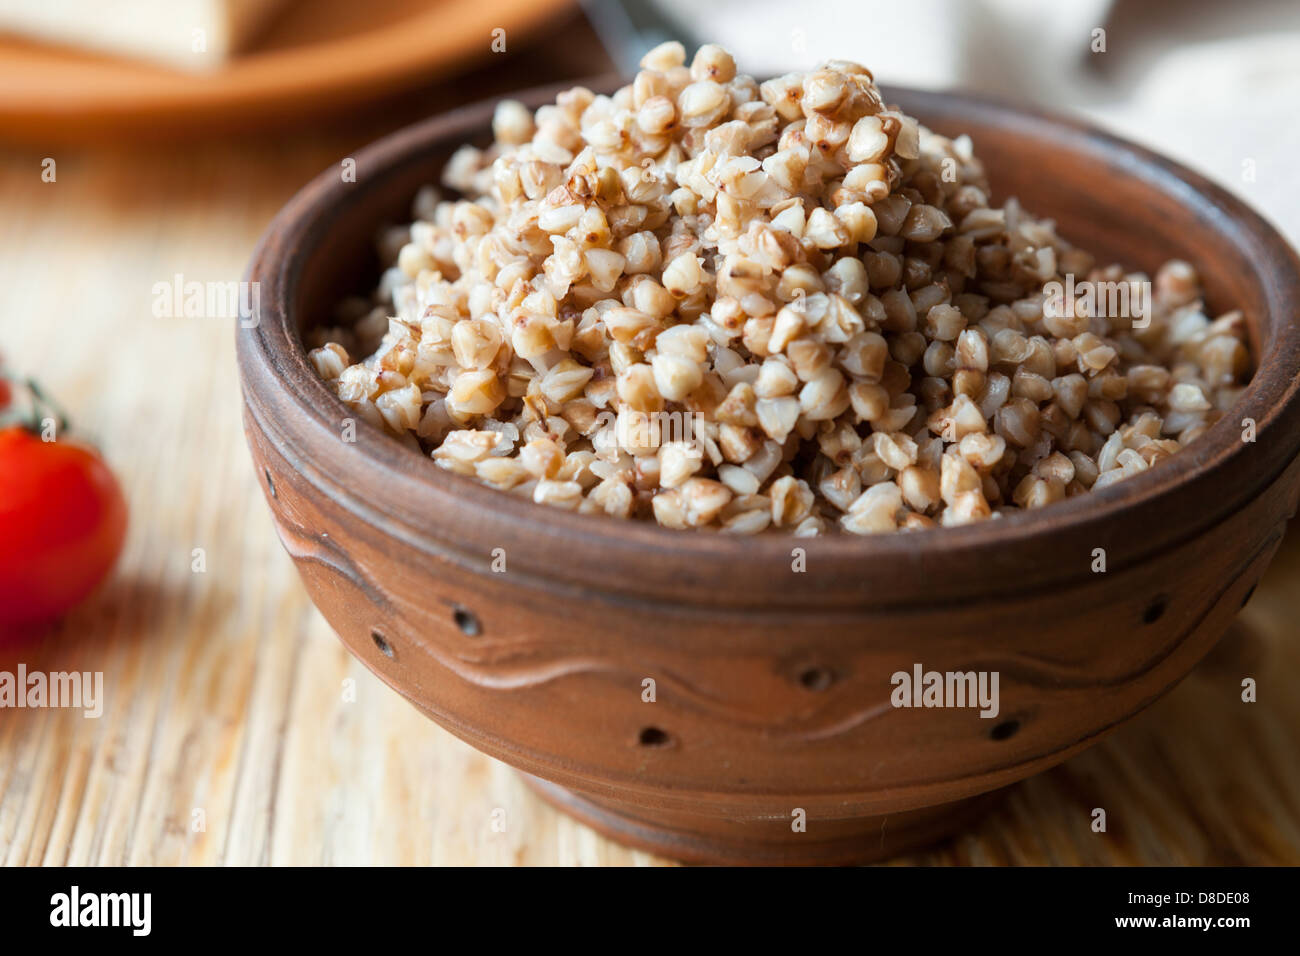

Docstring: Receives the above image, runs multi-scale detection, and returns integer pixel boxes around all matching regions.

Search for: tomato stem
[0,374,71,438]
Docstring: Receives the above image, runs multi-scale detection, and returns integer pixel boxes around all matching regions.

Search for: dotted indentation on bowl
[371,629,395,659]
[798,666,835,691]
[453,606,481,636]
[1142,596,1168,625]
[990,719,1020,741]
[638,726,671,748]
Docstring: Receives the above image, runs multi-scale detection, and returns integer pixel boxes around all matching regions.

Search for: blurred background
[3,0,1297,239]
[0,0,1297,865]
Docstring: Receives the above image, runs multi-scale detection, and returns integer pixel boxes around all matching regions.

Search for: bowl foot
[520,773,1005,865]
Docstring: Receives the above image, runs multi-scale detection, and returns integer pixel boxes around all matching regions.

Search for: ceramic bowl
[238,81,1300,864]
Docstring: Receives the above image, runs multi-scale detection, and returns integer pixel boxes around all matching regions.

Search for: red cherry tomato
[0,426,127,634]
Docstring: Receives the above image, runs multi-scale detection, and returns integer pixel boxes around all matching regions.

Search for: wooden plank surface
[1,19,1298,866]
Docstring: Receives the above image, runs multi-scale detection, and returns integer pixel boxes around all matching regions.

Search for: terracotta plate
[0,0,574,142]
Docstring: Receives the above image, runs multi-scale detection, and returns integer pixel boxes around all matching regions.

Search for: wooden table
[2,14,1298,866]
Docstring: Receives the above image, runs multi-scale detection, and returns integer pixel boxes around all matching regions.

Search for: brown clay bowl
[238,80,1300,865]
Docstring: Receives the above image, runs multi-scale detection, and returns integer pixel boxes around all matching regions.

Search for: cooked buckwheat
[310,42,1253,535]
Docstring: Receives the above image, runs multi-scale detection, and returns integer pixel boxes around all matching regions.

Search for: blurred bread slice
[0,0,292,70]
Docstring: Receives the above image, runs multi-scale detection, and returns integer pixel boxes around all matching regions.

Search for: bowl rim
[239,79,1300,608]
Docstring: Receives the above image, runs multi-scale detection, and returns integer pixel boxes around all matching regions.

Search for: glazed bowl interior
[251,80,1300,611]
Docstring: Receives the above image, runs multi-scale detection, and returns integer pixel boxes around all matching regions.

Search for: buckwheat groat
[309,42,1251,535]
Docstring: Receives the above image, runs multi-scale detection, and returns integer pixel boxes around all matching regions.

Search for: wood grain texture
[2,25,1299,865]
